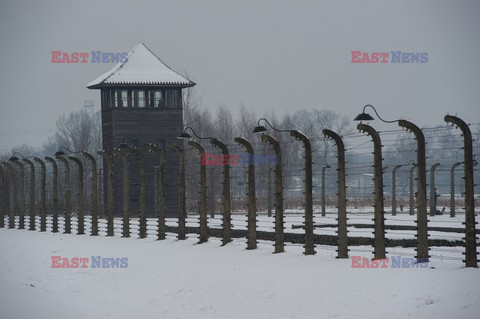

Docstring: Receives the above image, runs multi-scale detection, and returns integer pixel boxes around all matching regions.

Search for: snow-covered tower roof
[87,43,195,89]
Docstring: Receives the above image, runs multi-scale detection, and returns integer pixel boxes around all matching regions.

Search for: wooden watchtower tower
[87,43,195,217]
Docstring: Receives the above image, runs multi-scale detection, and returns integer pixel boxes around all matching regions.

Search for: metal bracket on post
[45,157,59,233]
[357,124,386,260]
[169,143,186,240]
[210,138,232,246]
[235,137,257,250]
[323,129,348,259]
[188,141,209,244]
[446,114,477,268]
[98,151,114,237]
[261,134,284,254]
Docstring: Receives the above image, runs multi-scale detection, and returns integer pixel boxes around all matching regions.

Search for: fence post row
[322,129,348,259]
[445,115,478,268]
[187,140,209,244]
[210,138,232,246]
[261,133,285,254]
[21,159,36,231]
[234,137,257,250]
[12,160,25,229]
[69,156,85,235]
[357,123,386,259]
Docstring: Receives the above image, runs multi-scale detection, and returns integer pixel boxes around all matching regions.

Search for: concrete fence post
[323,129,348,259]
[235,137,257,250]
[445,115,478,268]
[357,123,386,259]
[429,163,441,217]
[261,134,284,253]
[169,144,186,240]
[33,157,47,231]
[113,149,130,238]
[290,130,315,255]
[69,156,85,235]
[23,159,36,231]
[188,141,209,244]
[398,120,429,262]
[12,161,25,229]
[98,151,114,236]
[45,157,59,233]
[148,144,166,240]
[83,151,99,236]
[56,156,71,234]
[125,148,146,239]
[210,138,232,246]
[2,162,15,229]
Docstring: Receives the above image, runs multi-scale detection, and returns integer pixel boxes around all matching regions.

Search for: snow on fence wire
[0,115,478,267]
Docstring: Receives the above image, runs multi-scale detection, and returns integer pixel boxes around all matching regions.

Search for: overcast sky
[0,0,479,152]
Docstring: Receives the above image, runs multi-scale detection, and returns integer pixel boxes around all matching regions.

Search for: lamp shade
[353,112,374,121]
[177,132,192,139]
[252,125,268,134]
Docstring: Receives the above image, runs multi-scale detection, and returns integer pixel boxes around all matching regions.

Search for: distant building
[87,43,195,216]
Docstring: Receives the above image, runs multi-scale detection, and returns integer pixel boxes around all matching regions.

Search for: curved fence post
[235,137,257,250]
[127,148,146,239]
[169,144,186,240]
[429,163,441,216]
[290,130,315,255]
[148,144,166,240]
[2,162,15,229]
[210,138,232,246]
[357,123,386,259]
[69,156,85,235]
[113,149,130,238]
[98,151,114,236]
[261,134,284,253]
[33,157,47,231]
[188,140,209,244]
[45,157,59,233]
[398,120,429,262]
[323,129,348,259]
[22,159,36,231]
[56,156,71,234]
[12,160,25,229]
[83,151,99,236]
[445,115,478,268]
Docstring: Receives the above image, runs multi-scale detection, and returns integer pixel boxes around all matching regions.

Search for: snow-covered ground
[1,220,479,319]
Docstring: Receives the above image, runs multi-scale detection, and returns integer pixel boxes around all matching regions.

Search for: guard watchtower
[87,43,195,216]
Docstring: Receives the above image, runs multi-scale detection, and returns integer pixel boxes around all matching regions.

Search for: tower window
[149,90,163,108]
[133,90,145,108]
[115,90,128,107]
[165,89,178,108]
